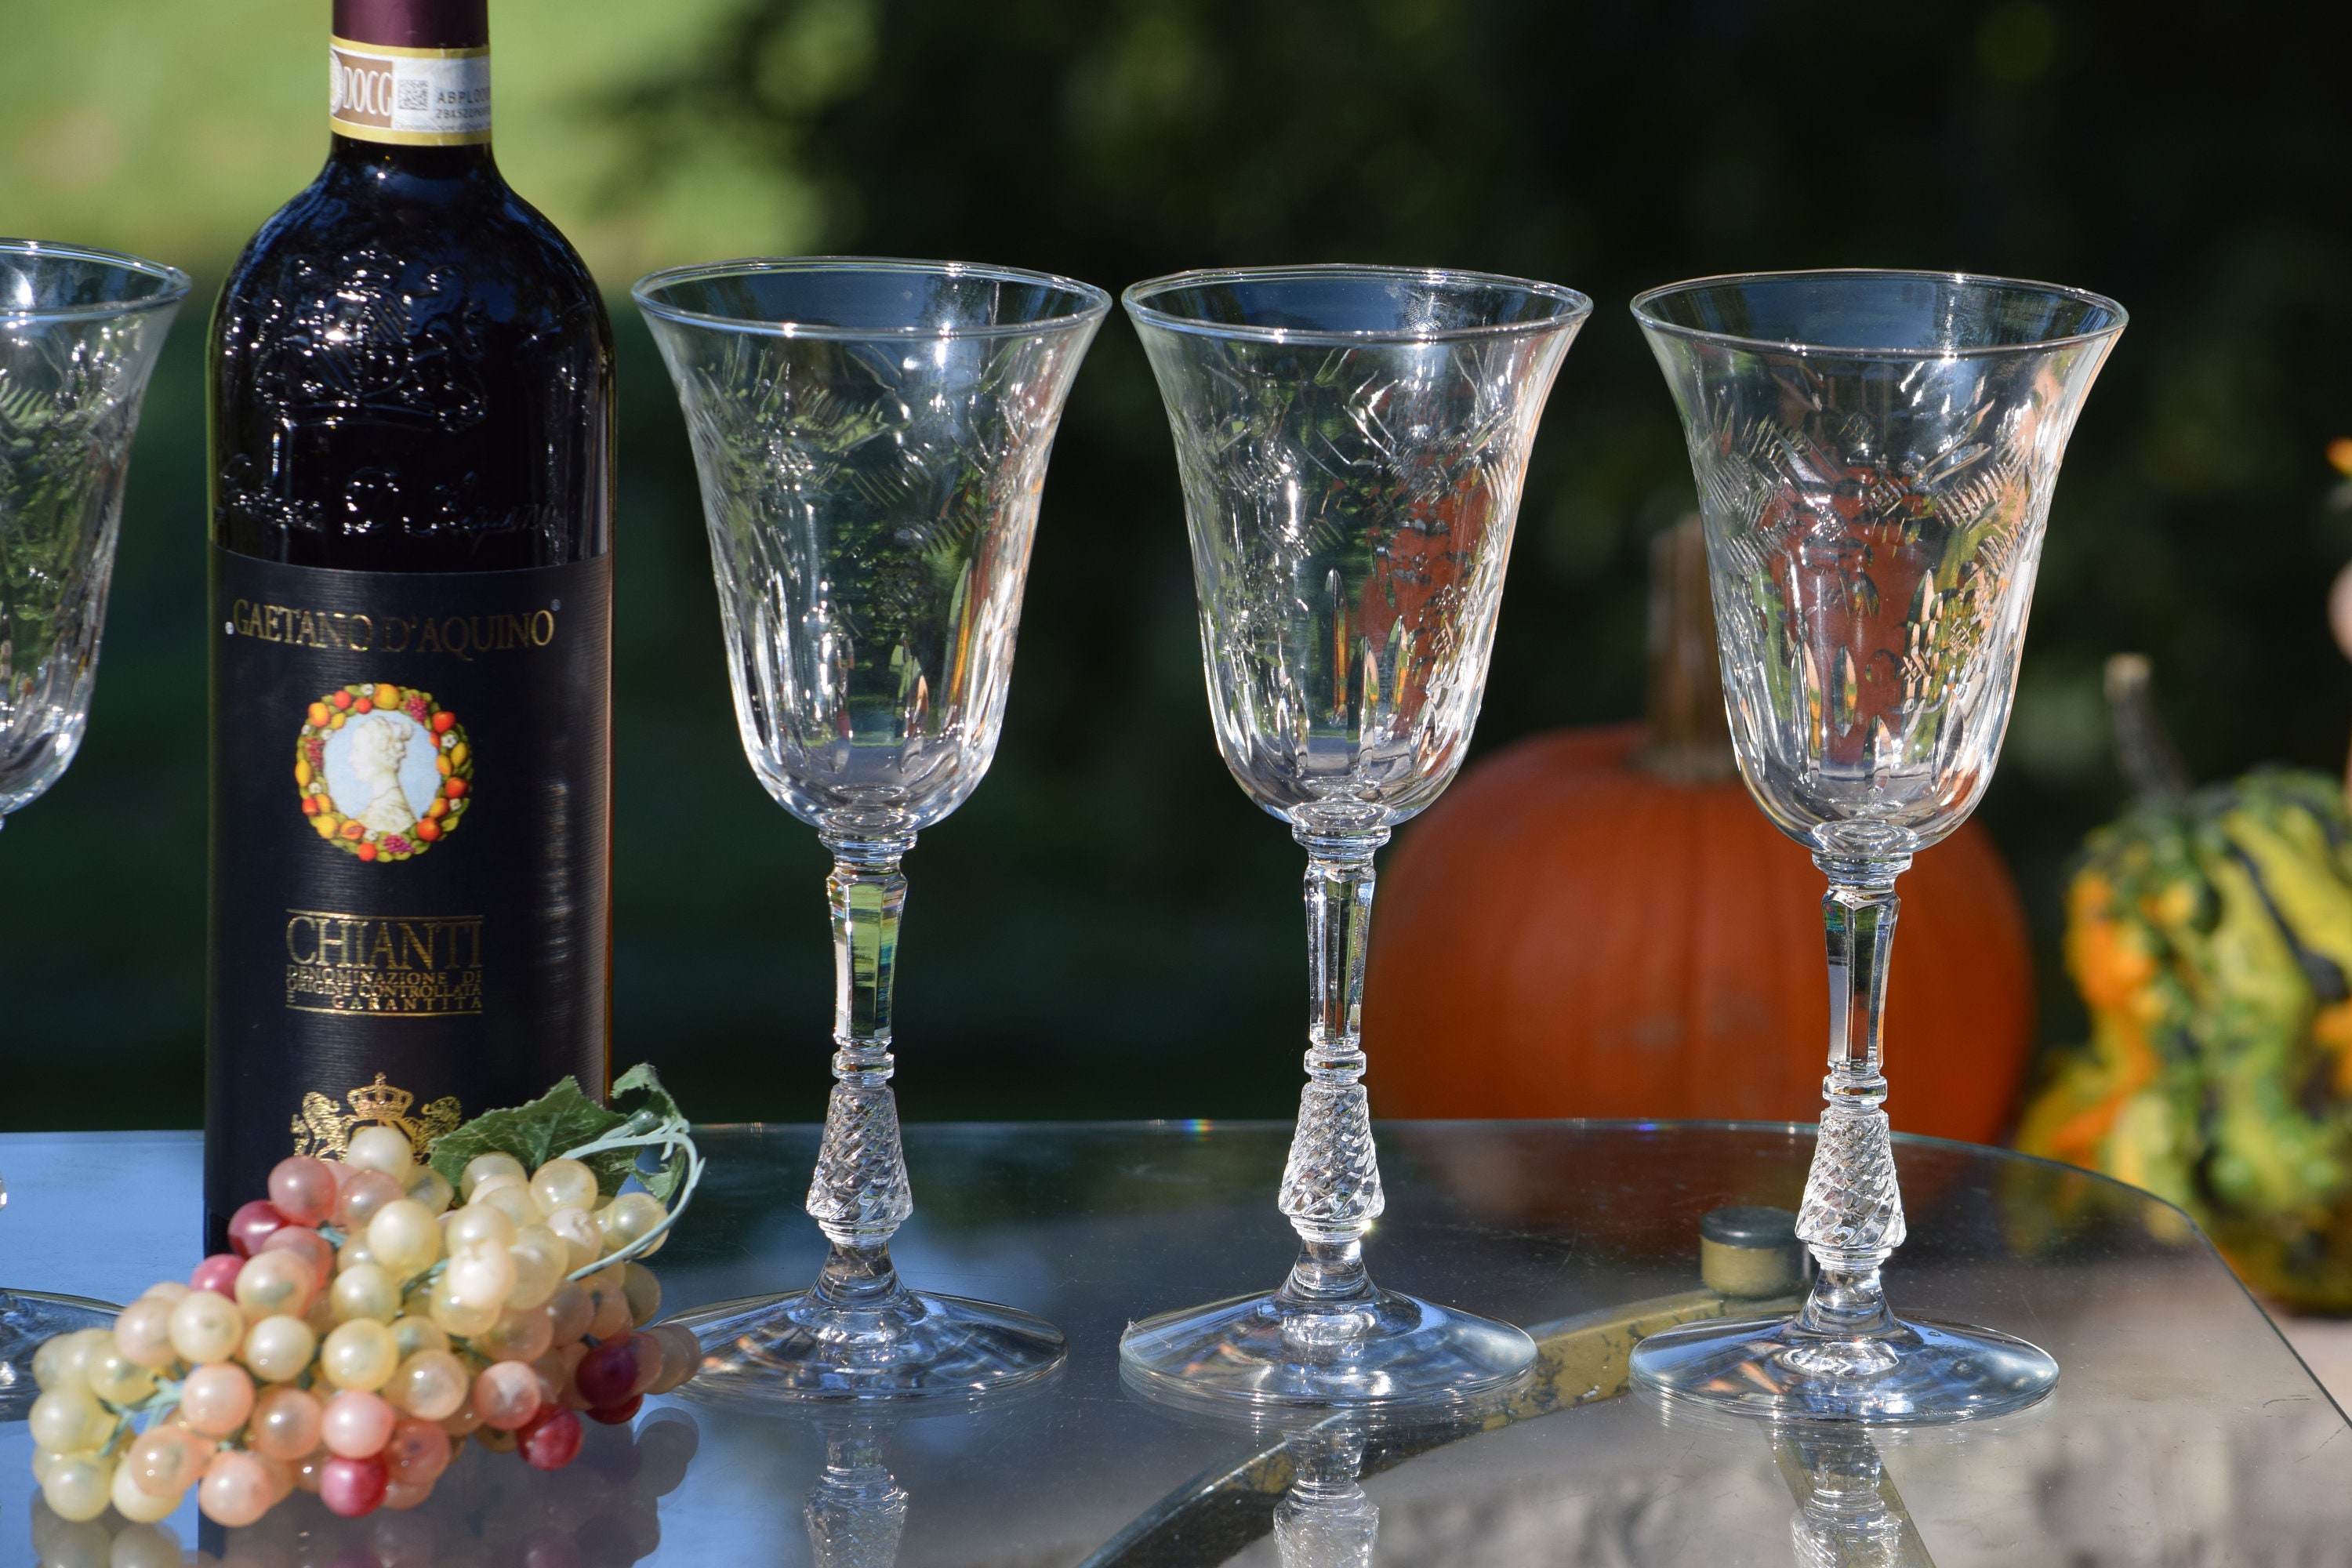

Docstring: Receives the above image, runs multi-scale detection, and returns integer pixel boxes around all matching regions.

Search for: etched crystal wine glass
[1120,265,1588,1406]
[0,240,189,1403]
[635,258,1108,1399]
[1626,270,2125,1423]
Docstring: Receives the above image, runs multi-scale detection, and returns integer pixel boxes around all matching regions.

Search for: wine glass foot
[1630,1311,2057,1425]
[1119,1285,1535,1410]
[0,1289,118,1419]
[671,1287,1065,1406]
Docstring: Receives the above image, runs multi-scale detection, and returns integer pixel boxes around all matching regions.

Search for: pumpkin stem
[2103,654,2191,805]
[1635,514,1739,783]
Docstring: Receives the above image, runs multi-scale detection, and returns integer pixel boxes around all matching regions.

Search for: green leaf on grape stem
[427,1076,620,1195]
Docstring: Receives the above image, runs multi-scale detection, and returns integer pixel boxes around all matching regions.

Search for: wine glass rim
[1630,267,2127,359]
[0,238,193,321]
[630,255,1113,339]
[1123,263,1594,345]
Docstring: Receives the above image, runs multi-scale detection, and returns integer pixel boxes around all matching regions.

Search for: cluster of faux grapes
[26,1126,700,1528]
[35,1408,700,1568]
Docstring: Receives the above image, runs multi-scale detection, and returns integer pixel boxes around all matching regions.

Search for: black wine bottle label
[205,546,610,1227]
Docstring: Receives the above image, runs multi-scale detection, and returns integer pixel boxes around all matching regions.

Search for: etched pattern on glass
[1153,329,1562,830]
[1664,327,2113,857]
[1797,1106,1907,1258]
[671,323,1086,840]
[0,289,176,818]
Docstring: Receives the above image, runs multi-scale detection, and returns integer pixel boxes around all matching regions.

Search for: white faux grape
[32,1327,108,1392]
[84,1342,158,1405]
[545,1280,593,1346]
[234,1247,317,1321]
[29,1385,110,1453]
[168,1290,245,1364]
[384,1348,470,1421]
[596,1192,670,1257]
[444,1240,518,1312]
[337,1235,380,1274]
[543,1205,602,1270]
[506,1227,568,1311]
[388,1315,449,1359]
[478,1181,541,1229]
[403,1163,456,1214]
[242,1313,318,1384]
[442,1202,517,1252]
[40,1452,113,1523]
[427,1273,502,1338]
[110,1455,182,1523]
[586,1269,633,1341]
[461,1152,527,1200]
[368,1198,445,1276]
[622,1261,662,1328]
[528,1157,601,1216]
[346,1125,416,1178]
[321,1318,400,1392]
[474,1305,554,1364]
[332,1263,401,1325]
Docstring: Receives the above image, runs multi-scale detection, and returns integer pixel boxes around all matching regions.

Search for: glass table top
[0,1120,2343,1566]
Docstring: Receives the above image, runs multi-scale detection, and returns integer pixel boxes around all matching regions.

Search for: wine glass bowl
[1120,265,1588,1406]
[637,258,1108,1401]
[1641,270,2126,856]
[0,243,189,822]
[0,238,189,1406]
[1627,270,2125,1425]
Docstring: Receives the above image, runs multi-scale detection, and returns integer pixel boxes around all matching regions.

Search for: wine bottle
[206,0,612,1243]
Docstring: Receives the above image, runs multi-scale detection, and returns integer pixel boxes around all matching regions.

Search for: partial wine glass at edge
[0,238,190,1403]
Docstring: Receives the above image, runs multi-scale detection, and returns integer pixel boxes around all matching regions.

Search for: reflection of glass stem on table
[1272,1419,1379,1568]
[1773,1423,1935,1568]
[804,1415,909,1568]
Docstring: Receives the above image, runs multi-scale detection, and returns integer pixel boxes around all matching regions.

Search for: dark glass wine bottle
[205,0,612,1244]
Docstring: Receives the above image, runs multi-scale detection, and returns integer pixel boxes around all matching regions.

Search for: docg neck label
[330,39,491,145]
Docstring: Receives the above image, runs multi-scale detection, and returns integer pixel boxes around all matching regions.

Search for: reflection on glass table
[0,1123,2343,1565]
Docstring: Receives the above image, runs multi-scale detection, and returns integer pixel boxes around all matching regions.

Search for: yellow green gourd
[2018,753,2352,1307]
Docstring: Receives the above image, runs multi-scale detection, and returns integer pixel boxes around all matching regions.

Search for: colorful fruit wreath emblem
[295,683,472,862]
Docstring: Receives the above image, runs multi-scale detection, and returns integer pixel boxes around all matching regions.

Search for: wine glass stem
[1797,852,1912,1338]
[1277,826,1391,1301]
[807,832,917,1290]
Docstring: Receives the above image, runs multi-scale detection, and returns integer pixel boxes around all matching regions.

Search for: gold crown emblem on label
[290,1073,463,1162]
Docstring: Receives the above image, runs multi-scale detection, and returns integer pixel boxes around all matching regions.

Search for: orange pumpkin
[1363,523,2035,1144]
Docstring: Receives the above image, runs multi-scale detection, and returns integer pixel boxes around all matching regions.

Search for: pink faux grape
[113,1296,179,1369]
[383,1417,452,1486]
[260,1223,336,1290]
[227,1200,289,1258]
[382,1477,434,1512]
[333,1169,405,1232]
[588,1393,644,1425]
[189,1252,244,1296]
[182,1361,258,1436]
[519,1406,583,1472]
[574,1339,637,1409]
[198,1450,274,1527]
[320,1454,389,1518]
[251,1385,326,1461]
[268,1156,339,1226]
[474,1360,542,1431]
[321,1388,398,1457]
[517,1526,584,1568]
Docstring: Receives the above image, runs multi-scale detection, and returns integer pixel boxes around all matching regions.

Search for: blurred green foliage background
[3,0,2350,1130]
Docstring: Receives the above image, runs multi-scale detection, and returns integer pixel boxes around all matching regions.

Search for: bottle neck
[326,132,497,182]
